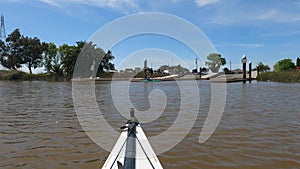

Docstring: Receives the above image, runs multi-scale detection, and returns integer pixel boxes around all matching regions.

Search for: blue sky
[1,0,300,72]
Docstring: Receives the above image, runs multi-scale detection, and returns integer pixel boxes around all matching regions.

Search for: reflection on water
[0,81,300,168]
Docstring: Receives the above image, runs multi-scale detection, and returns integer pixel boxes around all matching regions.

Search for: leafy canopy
[61,41,115,79]
[255,62,270,72]
[0,29,44,74]
[274,58,296,72]
[20,36,44,74]
[0,29,23,70]
[205,53,226,73]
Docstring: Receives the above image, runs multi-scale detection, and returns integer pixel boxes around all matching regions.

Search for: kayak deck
[102,111,163,169]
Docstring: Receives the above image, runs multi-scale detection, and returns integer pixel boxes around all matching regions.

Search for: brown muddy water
[0,81,299,169]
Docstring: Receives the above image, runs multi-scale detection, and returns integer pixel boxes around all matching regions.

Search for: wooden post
[179,64,181,78]
[249,61,252,83]
[144,59,147,79]
[241,55,247,83]
[199,67,202,79]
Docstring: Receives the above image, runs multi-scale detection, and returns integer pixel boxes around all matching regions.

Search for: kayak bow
[102,109,163,169]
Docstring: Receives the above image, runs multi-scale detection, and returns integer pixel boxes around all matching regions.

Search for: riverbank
[2,70,300,83]
[257,71,300,83]
[0,70,180,82]
[0,70,65,81]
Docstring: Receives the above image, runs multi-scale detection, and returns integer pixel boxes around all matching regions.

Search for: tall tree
[0,29,23,70]
[205,53,226,72]
[97,50,115,75]
[274,58,296,72]
[76,41,104,78]
[60,41,92,79]
[20,36,44,74]
[60,44,79,79]
[255,62,270,72]
[297,57,300,67]
[0,40,8,66]
[42,42,64,77]
[70,41,115,78]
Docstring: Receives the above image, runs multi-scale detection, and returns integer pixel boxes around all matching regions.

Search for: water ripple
[0,81,299,168]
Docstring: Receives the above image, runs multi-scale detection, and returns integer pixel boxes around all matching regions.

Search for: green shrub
[258,71,300,82]
[0,70,27,80]
[0,70,65,81]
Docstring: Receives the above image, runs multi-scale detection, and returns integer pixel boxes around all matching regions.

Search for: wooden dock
[209,73,257,83]
[71,72,257,83]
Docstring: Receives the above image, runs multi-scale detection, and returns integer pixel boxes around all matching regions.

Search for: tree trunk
[28,64,32,74]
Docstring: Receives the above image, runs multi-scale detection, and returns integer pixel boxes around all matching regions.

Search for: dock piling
[242,55,247,84]
[249,61,252,83]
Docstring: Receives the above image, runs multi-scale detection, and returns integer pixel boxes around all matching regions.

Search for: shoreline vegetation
[1,28,300,83]
[0,70,172,82]
[257,71,300,83]
[1,70,300,83]
[0,70,63,81]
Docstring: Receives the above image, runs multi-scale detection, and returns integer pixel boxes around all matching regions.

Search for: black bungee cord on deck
[111,108,156,169]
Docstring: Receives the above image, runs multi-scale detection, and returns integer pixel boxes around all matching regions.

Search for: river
[0,80,299,169]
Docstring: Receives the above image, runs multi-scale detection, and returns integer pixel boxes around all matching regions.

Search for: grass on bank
[2,69,299,83]
[0,70,65,81]
[0,70,169,81]
[257,71,300,83]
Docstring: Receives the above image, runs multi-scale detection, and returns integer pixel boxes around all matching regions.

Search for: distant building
[296,57,300,71]
[232,69,243,74]
[106,70,118,73]
[134,67,141,73]
[144,59,147,70]
[163,70,169,74]
[125,68,134,73]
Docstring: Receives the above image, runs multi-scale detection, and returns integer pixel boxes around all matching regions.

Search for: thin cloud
[255,8,277,20]
[2,0,21,2]
[217,43,264,48]
[195,0,219,7]
[38,0,140,11]
[204,2,300,26]
[234,43,264,48]
[260,30,300,37]
[254,8,300,23]
[38,0,60,7]
[169,0,183,3]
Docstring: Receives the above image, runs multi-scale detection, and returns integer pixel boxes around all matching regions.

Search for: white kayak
[102,109,163,169]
